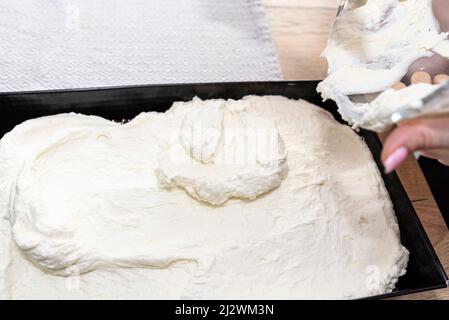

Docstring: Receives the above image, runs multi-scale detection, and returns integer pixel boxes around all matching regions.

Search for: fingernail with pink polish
[384,147,408,174]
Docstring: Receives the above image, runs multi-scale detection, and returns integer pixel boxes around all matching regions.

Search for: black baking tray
[0,81,447,300]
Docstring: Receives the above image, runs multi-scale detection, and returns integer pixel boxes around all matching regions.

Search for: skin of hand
[382,0,449,173]
[382,117,449,173]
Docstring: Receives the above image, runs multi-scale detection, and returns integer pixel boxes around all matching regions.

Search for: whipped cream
[156,97,288,205]
[357,83,442,131]
[0,96,408,299]
[318,0,449,131]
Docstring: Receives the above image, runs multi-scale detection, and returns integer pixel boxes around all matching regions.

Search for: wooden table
[262,0,449,300]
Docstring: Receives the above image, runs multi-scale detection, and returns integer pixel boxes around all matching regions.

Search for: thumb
[381,118,449,173]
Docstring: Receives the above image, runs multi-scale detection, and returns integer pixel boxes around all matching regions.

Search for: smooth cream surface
[0,96,408,299]
[318,0,449,131]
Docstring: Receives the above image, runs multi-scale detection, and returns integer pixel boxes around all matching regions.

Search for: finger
[411,71,431,84]
[434,74,449,85]
[383,118,449,158]
[381,118,449,173]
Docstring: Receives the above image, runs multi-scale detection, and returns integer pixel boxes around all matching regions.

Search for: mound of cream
[0,96,408,299]
[318,0,449,131]
[156,98,288,205]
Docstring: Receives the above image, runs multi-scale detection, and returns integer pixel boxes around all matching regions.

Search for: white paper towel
[0,0,282,92]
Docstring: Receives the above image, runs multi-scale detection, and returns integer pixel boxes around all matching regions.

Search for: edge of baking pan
[0,80,447,300]
[0,81,305,97]
[0,80,294,96]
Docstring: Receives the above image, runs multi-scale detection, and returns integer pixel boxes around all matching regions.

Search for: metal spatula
[390,81,449,124]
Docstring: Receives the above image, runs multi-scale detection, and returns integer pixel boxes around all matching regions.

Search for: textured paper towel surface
[0,0,282,92]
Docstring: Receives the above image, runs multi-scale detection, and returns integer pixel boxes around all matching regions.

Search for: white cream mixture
[318,0,449,131]
[156,98,288,205]
[0,96,408,299]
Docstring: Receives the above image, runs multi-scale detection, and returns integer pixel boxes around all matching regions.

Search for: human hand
[382,0,449,173]
[382,116,449,173]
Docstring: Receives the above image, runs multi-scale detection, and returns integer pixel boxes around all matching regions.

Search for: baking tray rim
[0,80,297,96]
